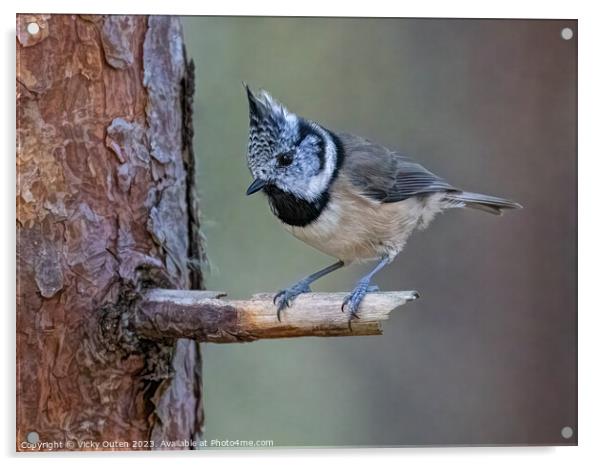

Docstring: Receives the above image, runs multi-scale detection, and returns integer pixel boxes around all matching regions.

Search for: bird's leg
[274,260,345,320]
[342,256,391,323]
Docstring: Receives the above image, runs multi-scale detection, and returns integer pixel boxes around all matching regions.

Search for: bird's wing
[337,132,458,203]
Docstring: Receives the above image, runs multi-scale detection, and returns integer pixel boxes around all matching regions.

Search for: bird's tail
[445,191,523,215]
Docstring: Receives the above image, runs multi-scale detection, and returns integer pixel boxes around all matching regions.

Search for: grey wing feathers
[338,132,522,214]
[338,132,458,203]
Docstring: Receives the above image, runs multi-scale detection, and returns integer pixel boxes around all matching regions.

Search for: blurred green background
[182,17,576,446]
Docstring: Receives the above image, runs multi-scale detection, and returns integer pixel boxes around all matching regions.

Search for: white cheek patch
[291,124,337,202]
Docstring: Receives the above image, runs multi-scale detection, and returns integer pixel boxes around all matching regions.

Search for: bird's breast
[283,176,424,263]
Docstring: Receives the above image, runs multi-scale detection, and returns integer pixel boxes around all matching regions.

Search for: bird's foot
[342,279,379,327]
[273,279,312,321]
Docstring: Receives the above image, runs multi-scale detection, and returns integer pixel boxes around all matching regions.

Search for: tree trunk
[16,14,204,451]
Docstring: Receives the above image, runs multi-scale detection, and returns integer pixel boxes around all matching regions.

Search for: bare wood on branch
[133,289,419,343]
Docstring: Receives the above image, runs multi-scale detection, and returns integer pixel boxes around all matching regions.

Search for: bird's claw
[342,281,379,328]
[273,280,312,321]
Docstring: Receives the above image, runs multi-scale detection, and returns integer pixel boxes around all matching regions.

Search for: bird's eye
[276,151,294,167]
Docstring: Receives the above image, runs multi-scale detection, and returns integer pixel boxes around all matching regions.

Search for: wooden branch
[133,289,419,343]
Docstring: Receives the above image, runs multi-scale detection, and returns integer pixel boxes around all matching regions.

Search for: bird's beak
[246,178,267,195]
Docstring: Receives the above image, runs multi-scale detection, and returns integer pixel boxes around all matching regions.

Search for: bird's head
[244,84,337,202]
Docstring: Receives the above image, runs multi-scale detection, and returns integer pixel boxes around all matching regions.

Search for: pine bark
[16,14,204,451]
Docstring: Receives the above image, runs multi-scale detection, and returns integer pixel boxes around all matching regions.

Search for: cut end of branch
[133,289,419,343]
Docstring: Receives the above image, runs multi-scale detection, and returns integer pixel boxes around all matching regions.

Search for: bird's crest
[243,83,295,126]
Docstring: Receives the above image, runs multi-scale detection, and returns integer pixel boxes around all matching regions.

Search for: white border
[3,1,599,465]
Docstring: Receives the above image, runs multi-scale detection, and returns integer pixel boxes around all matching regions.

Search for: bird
[243,84,522,323]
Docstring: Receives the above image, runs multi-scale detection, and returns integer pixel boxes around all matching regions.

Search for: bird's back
[336,132,458,202]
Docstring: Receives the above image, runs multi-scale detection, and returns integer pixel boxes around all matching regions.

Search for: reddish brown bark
[16,14,204,451]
